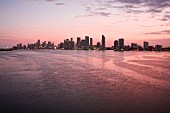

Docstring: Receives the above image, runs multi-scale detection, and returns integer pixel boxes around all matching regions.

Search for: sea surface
[0,50,170,113]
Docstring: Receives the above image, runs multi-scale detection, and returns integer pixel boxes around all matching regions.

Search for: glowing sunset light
[0,0,170,48]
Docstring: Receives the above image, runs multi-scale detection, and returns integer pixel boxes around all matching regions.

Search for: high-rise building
[85,36,89,47]
[17,43,22,49]
[90,38,93,47]
[119,38,124,51]
[80,39,86,49]
[102,35,105,50]
[114,40,118,51]
[36,39,41,49]
[77,37,81,48]
[64,38,74,50]
[144,41,149,50]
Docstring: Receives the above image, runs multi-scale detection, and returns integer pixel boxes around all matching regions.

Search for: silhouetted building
[102,35,105,50]
[28,43,35,49]
[17,43,22,49]
[119,38,124,51]
[114,40,119,51]
[80,39,86,49]
[42,41,47,48]
[155,45,162,51]
[90,38,93,47]
[144,41,149,50]
[131,43,138,51]
[85,36,89,48]
[148,46,154,51]
[23,45,27,49]
[59,42,64,49]
[97,42,101,49]
[37,39,41,49]
[64,39,74,50]
[77,37,81,48]
[47,41,54,49]
[124,45,130,51]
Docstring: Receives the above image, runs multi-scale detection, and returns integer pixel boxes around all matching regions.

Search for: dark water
[0,50,170,113]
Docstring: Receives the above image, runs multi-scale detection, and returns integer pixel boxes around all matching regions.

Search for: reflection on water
[0,50,170,113]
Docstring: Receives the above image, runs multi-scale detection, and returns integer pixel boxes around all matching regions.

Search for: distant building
[114,40,119,51]
[42,41,47,48]
[37,39,41,49]
[59,42,64,49]
[64,38,74,50]
[119,38,124,51]
[90,38,93,47]
[47,41,54,49]
[28,43,35,49]
[144,41,149,50]
[97,42,101,49]
[17,43,22,49]
[80,39,86,49]
[155,45,162,51]
[131,43,138,51]
[23,45,27,49]
[148,46,154,51]
[124,45,130,51]
[77,37,81,48]
[102,35,105,50]
[85,36,89,48]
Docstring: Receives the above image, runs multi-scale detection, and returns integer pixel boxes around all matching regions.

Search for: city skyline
[0,0,170,48]
[7,35,169,52]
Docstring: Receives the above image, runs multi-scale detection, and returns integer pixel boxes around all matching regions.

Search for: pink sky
[0,0,170,47]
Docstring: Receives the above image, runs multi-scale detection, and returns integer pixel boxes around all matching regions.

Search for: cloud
[145,30,170,35]
[82,0,170,19]
[75,11,111,18]
[55,3,65,5]
[27,0,65,5]
[0,36,16,39]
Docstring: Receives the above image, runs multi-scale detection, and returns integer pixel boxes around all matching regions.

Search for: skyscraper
[114,40,118,51]
[77,37,81,48]
[102,35,105,50]
[85,36,89,47]
[90,38,93,47]
[119,38,124,51]
[144,41,149,50]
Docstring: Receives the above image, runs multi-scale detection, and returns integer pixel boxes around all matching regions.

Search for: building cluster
[13,40,55,50]
[8,35,170,52]
[58,35,106,50]
[113,39,163,51]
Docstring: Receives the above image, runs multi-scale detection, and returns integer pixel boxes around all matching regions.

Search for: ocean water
[0,50,170,113]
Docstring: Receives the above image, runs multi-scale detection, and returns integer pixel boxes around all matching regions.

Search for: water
[0,50,170,113]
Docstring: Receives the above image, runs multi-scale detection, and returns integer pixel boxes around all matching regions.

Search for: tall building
[114,40,118,51]
[80,39,86,49]
[17,43,22,49]
[119,38,124,51]
[144,41,149,50]
[85,36,89,47]
[77,37,81,48]
[90,38,93,47]
[102,35,105,50]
